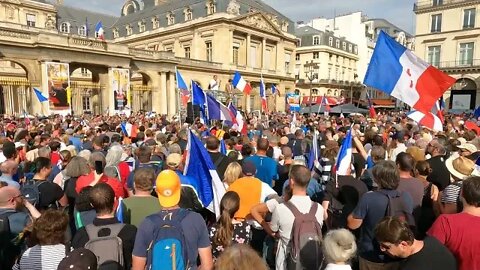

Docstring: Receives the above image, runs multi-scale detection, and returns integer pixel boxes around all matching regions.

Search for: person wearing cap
[132,170,213,270]
[457,143,478,159]
[428,176,480,270]
[72,183,137,269]
[0,186,40,270]
[438,156,477,215]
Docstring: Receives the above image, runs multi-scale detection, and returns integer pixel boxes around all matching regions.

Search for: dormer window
[113,28,119,38]
[78,25,87,36]
[138,20,146,32]
[167,12,175,25]
[184,7,193,21]
[152,17,159,29]
[328,37,333,46]
[206,0,216,15]
[336,39,340,48]
[313,36,320,45]
[126,24,133,35]
[60,22,70,33]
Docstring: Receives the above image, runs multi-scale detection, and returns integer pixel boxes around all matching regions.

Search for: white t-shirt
[209,79,219,90]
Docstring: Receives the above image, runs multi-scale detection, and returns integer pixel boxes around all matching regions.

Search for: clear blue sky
[64,0,416,34]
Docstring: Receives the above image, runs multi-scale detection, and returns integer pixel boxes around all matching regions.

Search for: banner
[286,93,300,112]
[111,68,131,115]
[45,62,71,115]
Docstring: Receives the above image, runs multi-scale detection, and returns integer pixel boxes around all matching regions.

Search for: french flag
[228,103,246,135]
[192,81,208,123]
[334,129,353,176]
[364,31,455,113]
[206,94,233,122]
[176,68,190,106]
[366,91,377,118]
[120,122,132,137]
[431,97,445,123]
[95,21,105,41]
[260,76,268,113]
[232,71,252,95]
[320,94,331,112]
[271,84,278,95]
[184,130,226,217]
[407,110,443,132]
[33,88,48,103]
[220,139,227,155]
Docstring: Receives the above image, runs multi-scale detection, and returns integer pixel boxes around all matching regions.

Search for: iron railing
[414,0,480,11]
[434,59,480,69]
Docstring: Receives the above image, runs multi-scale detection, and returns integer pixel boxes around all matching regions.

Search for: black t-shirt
[400,236,457,270]
[208,152,232,180]
[275,163,292,195]
[352,153,366,179]
[34,179,64,210]
[427,156,450,191]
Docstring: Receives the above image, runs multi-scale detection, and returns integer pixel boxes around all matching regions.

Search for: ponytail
[213,209,234,247]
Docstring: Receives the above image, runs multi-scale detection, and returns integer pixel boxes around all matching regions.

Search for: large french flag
[260,77,268,112]
[407,110,443,131]
[228,103,246,135]
[176,68,190,106]
[232,71,252,95]
[335,129,353,176]
[184,130,225,217]
[206,94,234,122]
[364,31,455,113]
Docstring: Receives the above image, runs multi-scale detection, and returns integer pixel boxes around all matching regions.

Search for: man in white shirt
[208,75,219,91]
[270,165,324,270]
[390,131,407,162]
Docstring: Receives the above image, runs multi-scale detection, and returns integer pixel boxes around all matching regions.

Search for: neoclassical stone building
[0,0,297,116]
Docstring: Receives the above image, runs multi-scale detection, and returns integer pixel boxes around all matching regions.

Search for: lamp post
[304,60,319,115]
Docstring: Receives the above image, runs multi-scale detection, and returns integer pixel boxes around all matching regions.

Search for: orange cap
[155,170,181,208]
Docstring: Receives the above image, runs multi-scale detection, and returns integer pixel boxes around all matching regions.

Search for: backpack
[377,190,415,228]
[146,209,190,270]
[20,180,45,206]
[0,210,15,233]
[0,210,23,270]
[285,201,325,270]
[84,223,125,269]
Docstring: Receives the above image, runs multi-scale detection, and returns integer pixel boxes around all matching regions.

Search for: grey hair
[37,147,51,158]
[106,144,124,167]
[77,150,91,161]
[323,229,357,264]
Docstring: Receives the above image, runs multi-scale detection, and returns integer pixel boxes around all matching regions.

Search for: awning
[302,96,342,105]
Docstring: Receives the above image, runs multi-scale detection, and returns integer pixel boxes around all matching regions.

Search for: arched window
[60,22,70,33]
[78,25,87,36]
[313,36,320,45]
[138,21,146,32]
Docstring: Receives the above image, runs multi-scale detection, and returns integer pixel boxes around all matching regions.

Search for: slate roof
[296,26,358,55]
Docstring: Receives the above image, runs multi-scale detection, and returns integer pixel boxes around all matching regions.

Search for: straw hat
[457,143,478,154]
[406,146,425,162]
[445,156,475,180]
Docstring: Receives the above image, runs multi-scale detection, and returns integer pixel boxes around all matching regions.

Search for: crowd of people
[0,110,479,270]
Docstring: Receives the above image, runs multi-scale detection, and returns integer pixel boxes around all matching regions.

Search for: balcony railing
[435,59,480,69]
[414,0,480,11]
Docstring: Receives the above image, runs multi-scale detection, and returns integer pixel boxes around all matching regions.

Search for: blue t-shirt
[245,155,278,186]
[366,156,375,169]
[69,136,83,153]
[132,209,210,270]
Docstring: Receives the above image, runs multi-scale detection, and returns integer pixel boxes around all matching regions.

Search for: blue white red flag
[366,92,377,118]
[364,31,455,113]
[220,139,227,155]
[33,88,48,103]
[319,94,331,112]
[334,129,353,176]
[95,21,105,40]
[206,94,233,122]
[407,110,443,132]
[260,76,268,113]
[308,131,321,171]
[431,96,445,123]
[271,84,278,95]
[120,122,132,137]
[184,130,225,217]
[232,71,252,95]
[176,68,190,106]
[228,103,246,135]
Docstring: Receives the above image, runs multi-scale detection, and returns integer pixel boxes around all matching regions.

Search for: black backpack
[20,180,45,206]
[0,210,15,233]
[377,190,416,229]
[0,210,22,270]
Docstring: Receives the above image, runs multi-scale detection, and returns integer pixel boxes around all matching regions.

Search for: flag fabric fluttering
[192,81,208,123]
[206,94,233,122]
[33,88,48,103]
[95,21,105,40]
[116,197,124,223]
[271,84,278,95]
[228,103,246,135]
[308,131,321,171]
[473,105,480,119]
[431,96,445,123]
[318,94,331,114]
[220,139,227,155]
[334,129,353,176]
[407,110,443,132]
[184,130,226,217]
[232,71,252,95]
[120,122,133,137]
[176,69,190,107]
[364,31,455,113]
[260,76,268,113]
[366,91,377,118]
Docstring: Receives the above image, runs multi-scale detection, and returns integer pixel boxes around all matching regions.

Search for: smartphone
[95,160,104,175]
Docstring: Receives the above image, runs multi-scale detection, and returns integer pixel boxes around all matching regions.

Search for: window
[126,25,133,35]
[265,48,271,69]
[348,44,352,52]
[184,46,191,58]
[60,22,70,33]
[313,52,319,59]
[342,42,346,50]
[206,0,216,15]
[459,42,474,66]
[354,46,358,54]
[233,46,239,65]
[433,0,443,6]
[82,95,91,111]
[250,45,256,67]
[80,68,89,76]
[328,37,333,46]
[463,8,476,29]
[206,41,213,62]
[78,25,87,36]
[295,54,300,61]
[313,36,320,45]
[285,53,291,72]
[167,12,175,25]
[185,8,193,21]
[427,46,441,67]
[431,14,442,33]
[152,17,159,29]
[336,39,340,48]
[113,28,119,38]
[138,21,146,32]
[26,14,36,27]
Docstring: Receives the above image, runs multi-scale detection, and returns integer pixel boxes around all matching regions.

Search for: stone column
[151,72,162,114]
[98,72,113,115]
[168,72,176,117]
[160,72,168,115]
[246,34,251,67]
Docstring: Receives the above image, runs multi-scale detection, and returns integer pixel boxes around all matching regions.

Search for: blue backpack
[146,209,190,270]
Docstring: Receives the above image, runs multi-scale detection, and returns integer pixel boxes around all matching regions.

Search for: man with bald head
[245,138,278,187]
[0,160,20,188]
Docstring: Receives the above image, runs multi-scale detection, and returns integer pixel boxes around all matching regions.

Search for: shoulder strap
[307,202,318,217]
[284,201,302,218]
[85,223,125,239]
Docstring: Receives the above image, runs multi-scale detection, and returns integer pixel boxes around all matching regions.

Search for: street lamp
[304,60,319,114]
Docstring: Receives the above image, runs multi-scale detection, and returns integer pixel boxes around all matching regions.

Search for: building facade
[294,26,361,105]
[414,0,480,111]
[0,0,297,116]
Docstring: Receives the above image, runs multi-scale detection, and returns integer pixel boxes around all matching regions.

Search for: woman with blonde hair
[214,244,268,270]
[323,229,357,270]
[209,191,250,259]
[223,162,242,188]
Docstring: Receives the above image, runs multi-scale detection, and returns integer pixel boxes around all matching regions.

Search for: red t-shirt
[51,152,61,166]
[428,212,480,270]
[75,171,126,199]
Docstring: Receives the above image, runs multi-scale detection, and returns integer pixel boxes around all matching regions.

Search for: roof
[295,26,323,36]
[363,18,412,37]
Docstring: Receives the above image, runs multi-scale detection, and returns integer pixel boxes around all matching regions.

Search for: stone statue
[226,0,240,15]
[45,15,56,30]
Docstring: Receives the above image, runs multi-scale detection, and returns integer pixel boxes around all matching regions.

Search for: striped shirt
[13,244,66,270]
[441,182,462,204]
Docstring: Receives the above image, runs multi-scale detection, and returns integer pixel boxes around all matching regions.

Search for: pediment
[235,12,283,35]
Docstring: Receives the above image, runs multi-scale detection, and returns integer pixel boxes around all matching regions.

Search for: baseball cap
[166,153,182,168]
[57,248,97,270]
[242,161,256,176]
[155,170,181,208]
